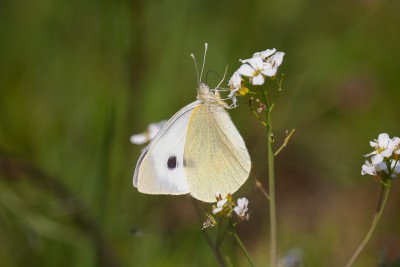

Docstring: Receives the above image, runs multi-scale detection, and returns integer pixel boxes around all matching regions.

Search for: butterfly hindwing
[183,104,251,202]
[133,101,200,195]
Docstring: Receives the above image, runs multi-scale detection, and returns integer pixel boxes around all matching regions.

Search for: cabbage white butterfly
[133,44,251,203]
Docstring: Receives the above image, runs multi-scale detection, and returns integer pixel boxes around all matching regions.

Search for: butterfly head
[197,83,229,109]
[191,44,228,109]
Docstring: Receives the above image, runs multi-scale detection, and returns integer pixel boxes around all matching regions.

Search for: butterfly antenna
[190,53,200,85]
[199,43,208,83]
[216,64,228,90]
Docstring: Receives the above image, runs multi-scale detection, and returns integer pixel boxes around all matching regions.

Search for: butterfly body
[133,84,251,203]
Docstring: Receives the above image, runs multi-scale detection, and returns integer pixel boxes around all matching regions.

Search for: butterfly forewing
[133,101,200,195]
[184,104,251,202]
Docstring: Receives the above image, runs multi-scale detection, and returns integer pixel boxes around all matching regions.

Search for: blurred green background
[1,0,400,266]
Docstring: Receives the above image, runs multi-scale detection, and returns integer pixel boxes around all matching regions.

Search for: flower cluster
[130,120,166,145]
[362,133,400,180]
[228,48,285,107]
[202,193,250,229]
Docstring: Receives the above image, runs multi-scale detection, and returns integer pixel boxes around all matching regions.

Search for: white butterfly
[133,44,251,203]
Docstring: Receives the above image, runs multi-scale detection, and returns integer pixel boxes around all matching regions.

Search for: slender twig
[274,129,296,157]
[254,179,270,200]
[269,74,284,112]
[344,181,392,267]
[226,256,234,267]
[251,109,267,127]
[228,219,256,267]
[190,198,226,267]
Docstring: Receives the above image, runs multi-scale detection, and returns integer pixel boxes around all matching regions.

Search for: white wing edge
[133,100,201,187]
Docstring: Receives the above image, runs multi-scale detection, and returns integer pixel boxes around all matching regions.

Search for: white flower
[260,51,285,78]
[392,137,400,155]
[361,160,387,176]
[228,71,242,107]
[238,49,285,85]
[228,71,242,90]
[212,198,228,214]
[365,133,394,165]
[267,52,285,69]
[361,160,376,176]
[238,57,269,85]
[130,120,167,145]
[361,160,389,176]
[362,133,400,179]
[234,197,249,217]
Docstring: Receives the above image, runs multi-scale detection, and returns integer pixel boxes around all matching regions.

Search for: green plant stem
[267,110,277,267]
[259,88,277,267]
[229,220,256,267]
[216,218,227,248]
[226,256,234,267]
[344,181,392,267]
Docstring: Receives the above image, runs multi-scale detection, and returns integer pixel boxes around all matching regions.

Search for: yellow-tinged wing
[184,104,251,202]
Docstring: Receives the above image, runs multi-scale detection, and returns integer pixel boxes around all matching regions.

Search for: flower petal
[371,154,384,165]
[364,151,377,157]
[130,133,148,145]
[361,163,375,175]
[237,197,249,208]
[378,133,390,147]
[261,63,277,77]
[148,121,166,139]
[391,160,400,174]
[260,48,276,59]
[393,137,400,145]
[217,198,228,208]
[376,162,388,173]
[239,57,253,64]
[212,207,223,214]
[230,94,237,108]
[270,52,285,67]
[238,64,255,77]
[252,74,265,85]
[229,71,242,88]
[370,141,378,147]
[381,148,393,158]
[248,57,264,70]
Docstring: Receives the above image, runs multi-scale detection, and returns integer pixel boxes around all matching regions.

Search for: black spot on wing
[167,156,177,170]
